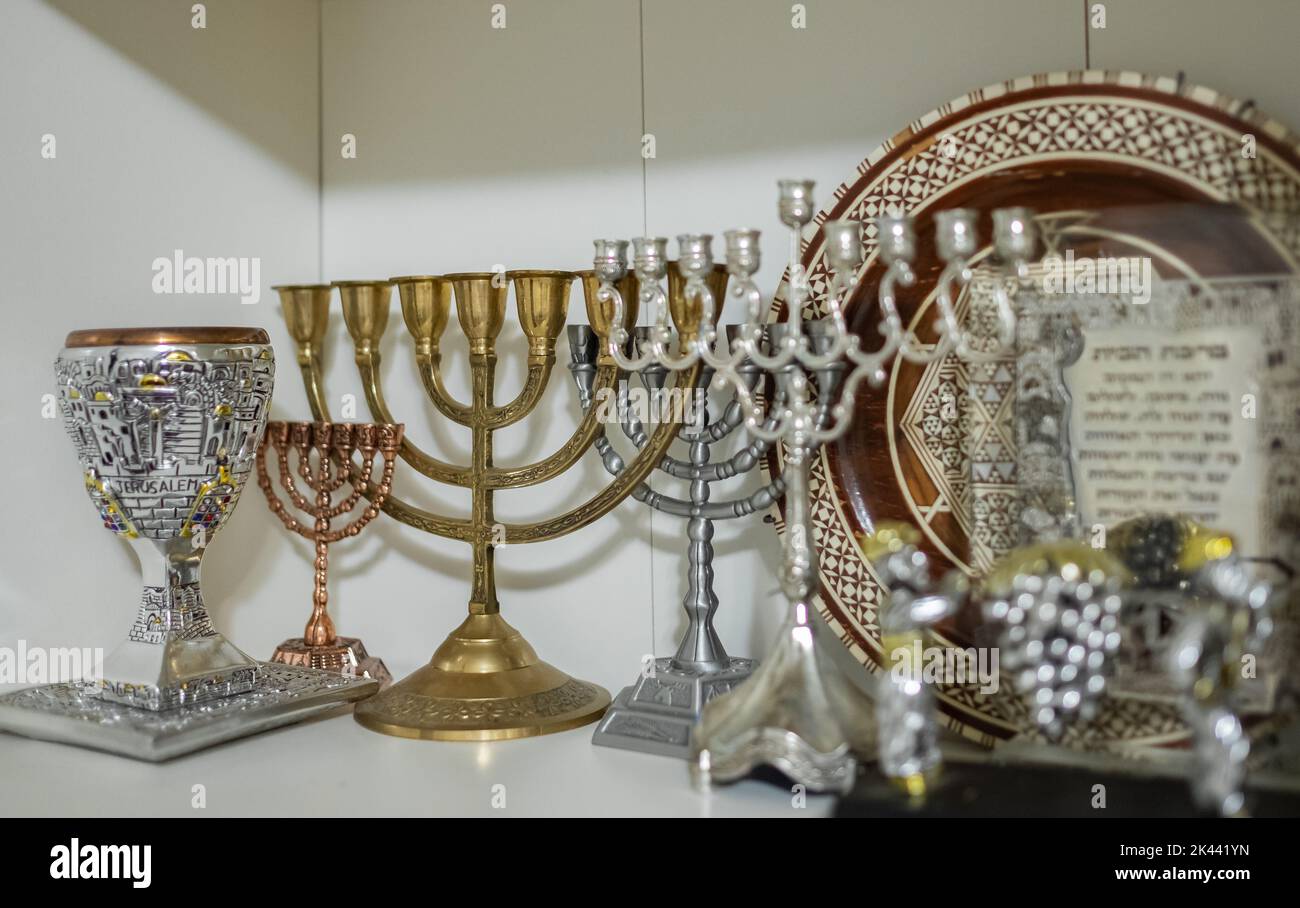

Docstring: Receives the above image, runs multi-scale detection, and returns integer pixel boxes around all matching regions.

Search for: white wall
[4,0,1300,702]
[0,0,320,680]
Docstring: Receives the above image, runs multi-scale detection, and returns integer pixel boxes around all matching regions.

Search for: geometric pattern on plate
[766,70,1300,748]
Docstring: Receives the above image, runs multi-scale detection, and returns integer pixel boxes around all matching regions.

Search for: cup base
[95,630,264,712]
[0,664,378,761]
[96,665,261,712]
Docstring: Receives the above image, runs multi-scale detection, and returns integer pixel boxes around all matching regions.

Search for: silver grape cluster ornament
[981,543,1126,741]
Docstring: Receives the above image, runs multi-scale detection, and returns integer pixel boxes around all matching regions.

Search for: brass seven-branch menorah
[273,273,701,741]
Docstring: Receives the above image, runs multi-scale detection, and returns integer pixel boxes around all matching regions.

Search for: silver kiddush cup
[53,326,274,710]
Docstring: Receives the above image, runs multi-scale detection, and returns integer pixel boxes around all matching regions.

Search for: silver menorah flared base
[591,656,755,758]
[690,604,878,794]
[0,664,377,761]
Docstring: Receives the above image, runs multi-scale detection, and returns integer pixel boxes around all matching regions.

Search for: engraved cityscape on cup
[53,327,276,709]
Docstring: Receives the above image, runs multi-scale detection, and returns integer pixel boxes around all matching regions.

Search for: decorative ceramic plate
[766,71,1300,749]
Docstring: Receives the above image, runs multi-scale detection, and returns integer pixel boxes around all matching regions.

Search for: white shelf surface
[0,677,832,818]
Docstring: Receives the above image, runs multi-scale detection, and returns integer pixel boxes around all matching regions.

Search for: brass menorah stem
[469,353,496,613]
[274,271,697,740]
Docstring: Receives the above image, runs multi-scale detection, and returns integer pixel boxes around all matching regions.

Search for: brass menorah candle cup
[257,420,402,686]
[273,271,700,741]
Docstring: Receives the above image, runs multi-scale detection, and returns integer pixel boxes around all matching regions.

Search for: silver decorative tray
[0,663,377,761]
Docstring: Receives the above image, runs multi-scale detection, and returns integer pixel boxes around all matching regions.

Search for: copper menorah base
[352,613,611,741]
[271,636,392,688]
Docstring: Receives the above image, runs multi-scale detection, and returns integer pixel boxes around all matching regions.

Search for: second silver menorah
[577,288,789,757]
[589,180,1037,791]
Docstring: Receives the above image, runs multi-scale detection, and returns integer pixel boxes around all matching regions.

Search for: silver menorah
[589,180,1032,792]
[573,316,788,758]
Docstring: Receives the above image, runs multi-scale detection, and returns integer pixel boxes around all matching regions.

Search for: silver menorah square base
[0,663,377,761]
[591,657,755,759]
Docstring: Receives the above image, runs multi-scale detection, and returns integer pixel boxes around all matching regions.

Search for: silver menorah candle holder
[589,182,1033,792]
[575,312,788,758]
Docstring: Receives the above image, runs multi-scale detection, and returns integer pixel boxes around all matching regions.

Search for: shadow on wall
[320,0,1080,188]
[56,0,1300,199]
[46,0,319,184]
[48,0,1088,189]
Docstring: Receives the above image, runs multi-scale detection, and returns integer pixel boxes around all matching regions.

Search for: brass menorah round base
[353,614,611,741]
[271,637,392,688]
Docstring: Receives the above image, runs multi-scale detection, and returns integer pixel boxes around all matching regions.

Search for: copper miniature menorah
[257,420,403,685]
